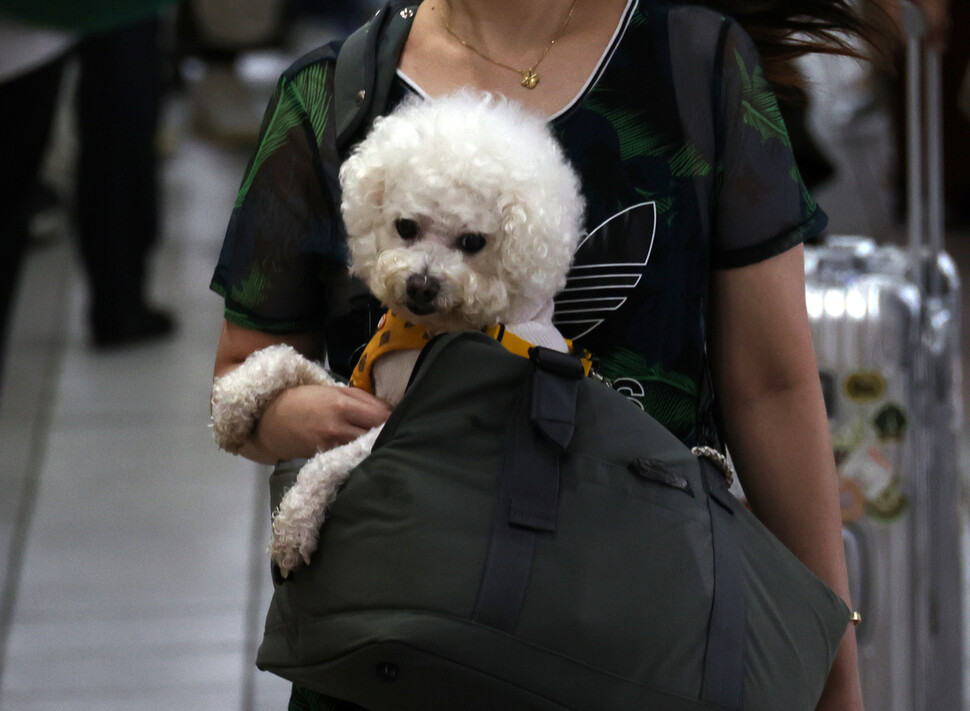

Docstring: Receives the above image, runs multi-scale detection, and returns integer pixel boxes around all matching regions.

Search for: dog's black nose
[405,274,440,306]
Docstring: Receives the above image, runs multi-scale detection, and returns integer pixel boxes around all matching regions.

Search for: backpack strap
[334,2,417,153]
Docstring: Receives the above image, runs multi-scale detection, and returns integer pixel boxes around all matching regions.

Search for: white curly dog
[211,92,585,578]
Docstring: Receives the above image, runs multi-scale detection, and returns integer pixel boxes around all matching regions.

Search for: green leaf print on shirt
[586,98,674,163]
[586,95,711,181]
[584,93,708,230]
[791,163,818,213]
[598,347,699,438]
[292,63,333,144]
[234,64,333,209]
[735,49,790,148]
[230,262,272,310]
[668,143,712,178]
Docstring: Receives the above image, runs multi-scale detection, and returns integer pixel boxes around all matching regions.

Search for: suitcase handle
[900,0,945,296]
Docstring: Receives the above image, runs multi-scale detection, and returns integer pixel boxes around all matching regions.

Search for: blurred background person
[177,0,289,145]
[0,0,177,374]
[178,0,383,146]
[0,13,74,379]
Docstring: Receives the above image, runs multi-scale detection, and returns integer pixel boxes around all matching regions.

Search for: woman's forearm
[718,378,862,711]
[710,247,863,709]
[210,320,390,464]
[720,377,847,597]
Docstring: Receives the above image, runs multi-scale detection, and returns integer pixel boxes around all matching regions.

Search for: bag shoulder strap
[698,458,746,710]
[334,2,417,153]
[320,4,416,375]
[695,18,733,451]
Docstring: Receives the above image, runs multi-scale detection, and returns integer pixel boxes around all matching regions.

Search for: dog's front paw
[269,511,320,578]
[267,426,383,578]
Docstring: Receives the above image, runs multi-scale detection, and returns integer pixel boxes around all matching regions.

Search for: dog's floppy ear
[340,153,386,222]
[338,148,390,287]
[498,190,581,301]
[339,148,389,273]
[339,94,426,225]
[495,124,586,302]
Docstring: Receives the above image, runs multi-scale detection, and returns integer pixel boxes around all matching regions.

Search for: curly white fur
[340,92,585,332]
[265,92,585,577]
[210,344,337,454]
[269,426,382,574]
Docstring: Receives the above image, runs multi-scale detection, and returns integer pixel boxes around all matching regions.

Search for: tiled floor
[0,69,968,711]
[0,99,290,710]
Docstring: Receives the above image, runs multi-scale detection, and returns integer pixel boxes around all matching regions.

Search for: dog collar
[349,312,430,394]
[350,312,592,394]
[483,323,592,376]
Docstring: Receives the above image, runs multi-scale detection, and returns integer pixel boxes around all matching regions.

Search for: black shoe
[92,305,176,348]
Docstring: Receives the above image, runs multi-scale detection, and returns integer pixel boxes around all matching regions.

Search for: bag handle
[472,347,582,631]
[476,346,748,709]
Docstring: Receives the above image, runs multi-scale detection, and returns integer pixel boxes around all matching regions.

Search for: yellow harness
[349,312,591,394]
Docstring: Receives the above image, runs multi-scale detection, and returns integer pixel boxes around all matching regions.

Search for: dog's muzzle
[405,273,440,315]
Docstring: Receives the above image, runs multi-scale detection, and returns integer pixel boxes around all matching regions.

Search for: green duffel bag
[257,330,849,711]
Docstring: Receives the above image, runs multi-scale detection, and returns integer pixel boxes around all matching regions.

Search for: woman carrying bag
[210,1,895,708]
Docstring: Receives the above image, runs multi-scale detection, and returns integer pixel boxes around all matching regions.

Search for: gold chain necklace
[433,0,579,89]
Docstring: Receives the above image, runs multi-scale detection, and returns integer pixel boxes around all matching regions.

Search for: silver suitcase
[803,3,964,709]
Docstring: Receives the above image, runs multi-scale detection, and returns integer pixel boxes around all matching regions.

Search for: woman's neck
[434,0,579,55]
[401,0,628,117]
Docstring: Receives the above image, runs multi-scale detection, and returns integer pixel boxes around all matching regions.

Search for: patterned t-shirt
[210,0,826,445]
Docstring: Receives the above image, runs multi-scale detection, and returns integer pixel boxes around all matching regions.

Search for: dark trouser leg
[75,16,173,342]
[76,16,161,310]
[0,58,66,376]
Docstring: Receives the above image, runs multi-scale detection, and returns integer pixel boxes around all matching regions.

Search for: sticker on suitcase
[829,369,909,522]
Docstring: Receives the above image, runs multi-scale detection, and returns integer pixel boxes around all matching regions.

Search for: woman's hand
[249,382,391,462]
[212,319,391,464]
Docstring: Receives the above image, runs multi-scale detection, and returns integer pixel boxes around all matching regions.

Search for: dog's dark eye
[395,218,419,240]
[456,233,487,254]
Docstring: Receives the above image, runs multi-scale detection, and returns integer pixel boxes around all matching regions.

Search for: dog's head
[339,92,585,333]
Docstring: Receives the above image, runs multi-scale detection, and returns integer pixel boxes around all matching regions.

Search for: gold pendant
[521,69,539,89]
